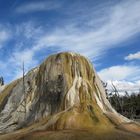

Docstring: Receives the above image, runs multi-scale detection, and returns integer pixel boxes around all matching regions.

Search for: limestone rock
[0,52,139,136]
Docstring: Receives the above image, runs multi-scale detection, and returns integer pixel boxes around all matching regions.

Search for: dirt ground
[0,129,140,140]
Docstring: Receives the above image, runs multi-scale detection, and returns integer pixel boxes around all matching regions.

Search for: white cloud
[2,0,140,83]
[5,48,38,81]
[0,30,10,48]
[106,80,140,95]
[125,51,140,60]
[16,1,62,13]
[0,22,42,82]
[12,0,140,60]
[98,65,140,94]
[98,65,140,81]
[10,49,34,66]
[26,0,140,60]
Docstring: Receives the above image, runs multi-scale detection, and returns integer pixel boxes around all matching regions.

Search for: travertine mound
[0,52,139,136]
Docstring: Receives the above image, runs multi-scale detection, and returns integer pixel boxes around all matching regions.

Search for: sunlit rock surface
[0,52,139,139]
[0,85,6,93]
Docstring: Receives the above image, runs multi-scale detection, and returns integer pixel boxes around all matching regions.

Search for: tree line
[102,81,140,120]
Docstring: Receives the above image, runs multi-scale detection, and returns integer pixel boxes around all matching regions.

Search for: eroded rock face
[0,52,139,134]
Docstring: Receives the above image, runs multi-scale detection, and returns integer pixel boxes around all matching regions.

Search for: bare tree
[23,61,27,118]
[17,61,27,119]
[111,82,123,114]
[101,81,108,96]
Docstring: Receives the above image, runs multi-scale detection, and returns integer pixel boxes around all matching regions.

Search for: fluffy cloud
[98,65,140,94]
[125,51,140,60]
[98,65,140,81]
[106,80,140,95]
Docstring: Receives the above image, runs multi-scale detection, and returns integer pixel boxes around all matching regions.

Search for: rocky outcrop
[0,52,139,135]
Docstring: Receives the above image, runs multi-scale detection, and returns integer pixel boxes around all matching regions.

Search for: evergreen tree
[0,76,4,86]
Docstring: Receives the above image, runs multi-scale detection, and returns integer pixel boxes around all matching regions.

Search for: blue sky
[0,0,140,93]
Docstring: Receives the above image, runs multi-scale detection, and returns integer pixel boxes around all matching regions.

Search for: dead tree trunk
[111,82,123,114]
[17,62,27,119]
[22,61,26,119]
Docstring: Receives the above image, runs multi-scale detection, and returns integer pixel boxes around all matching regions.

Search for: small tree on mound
[0,76,4,86]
